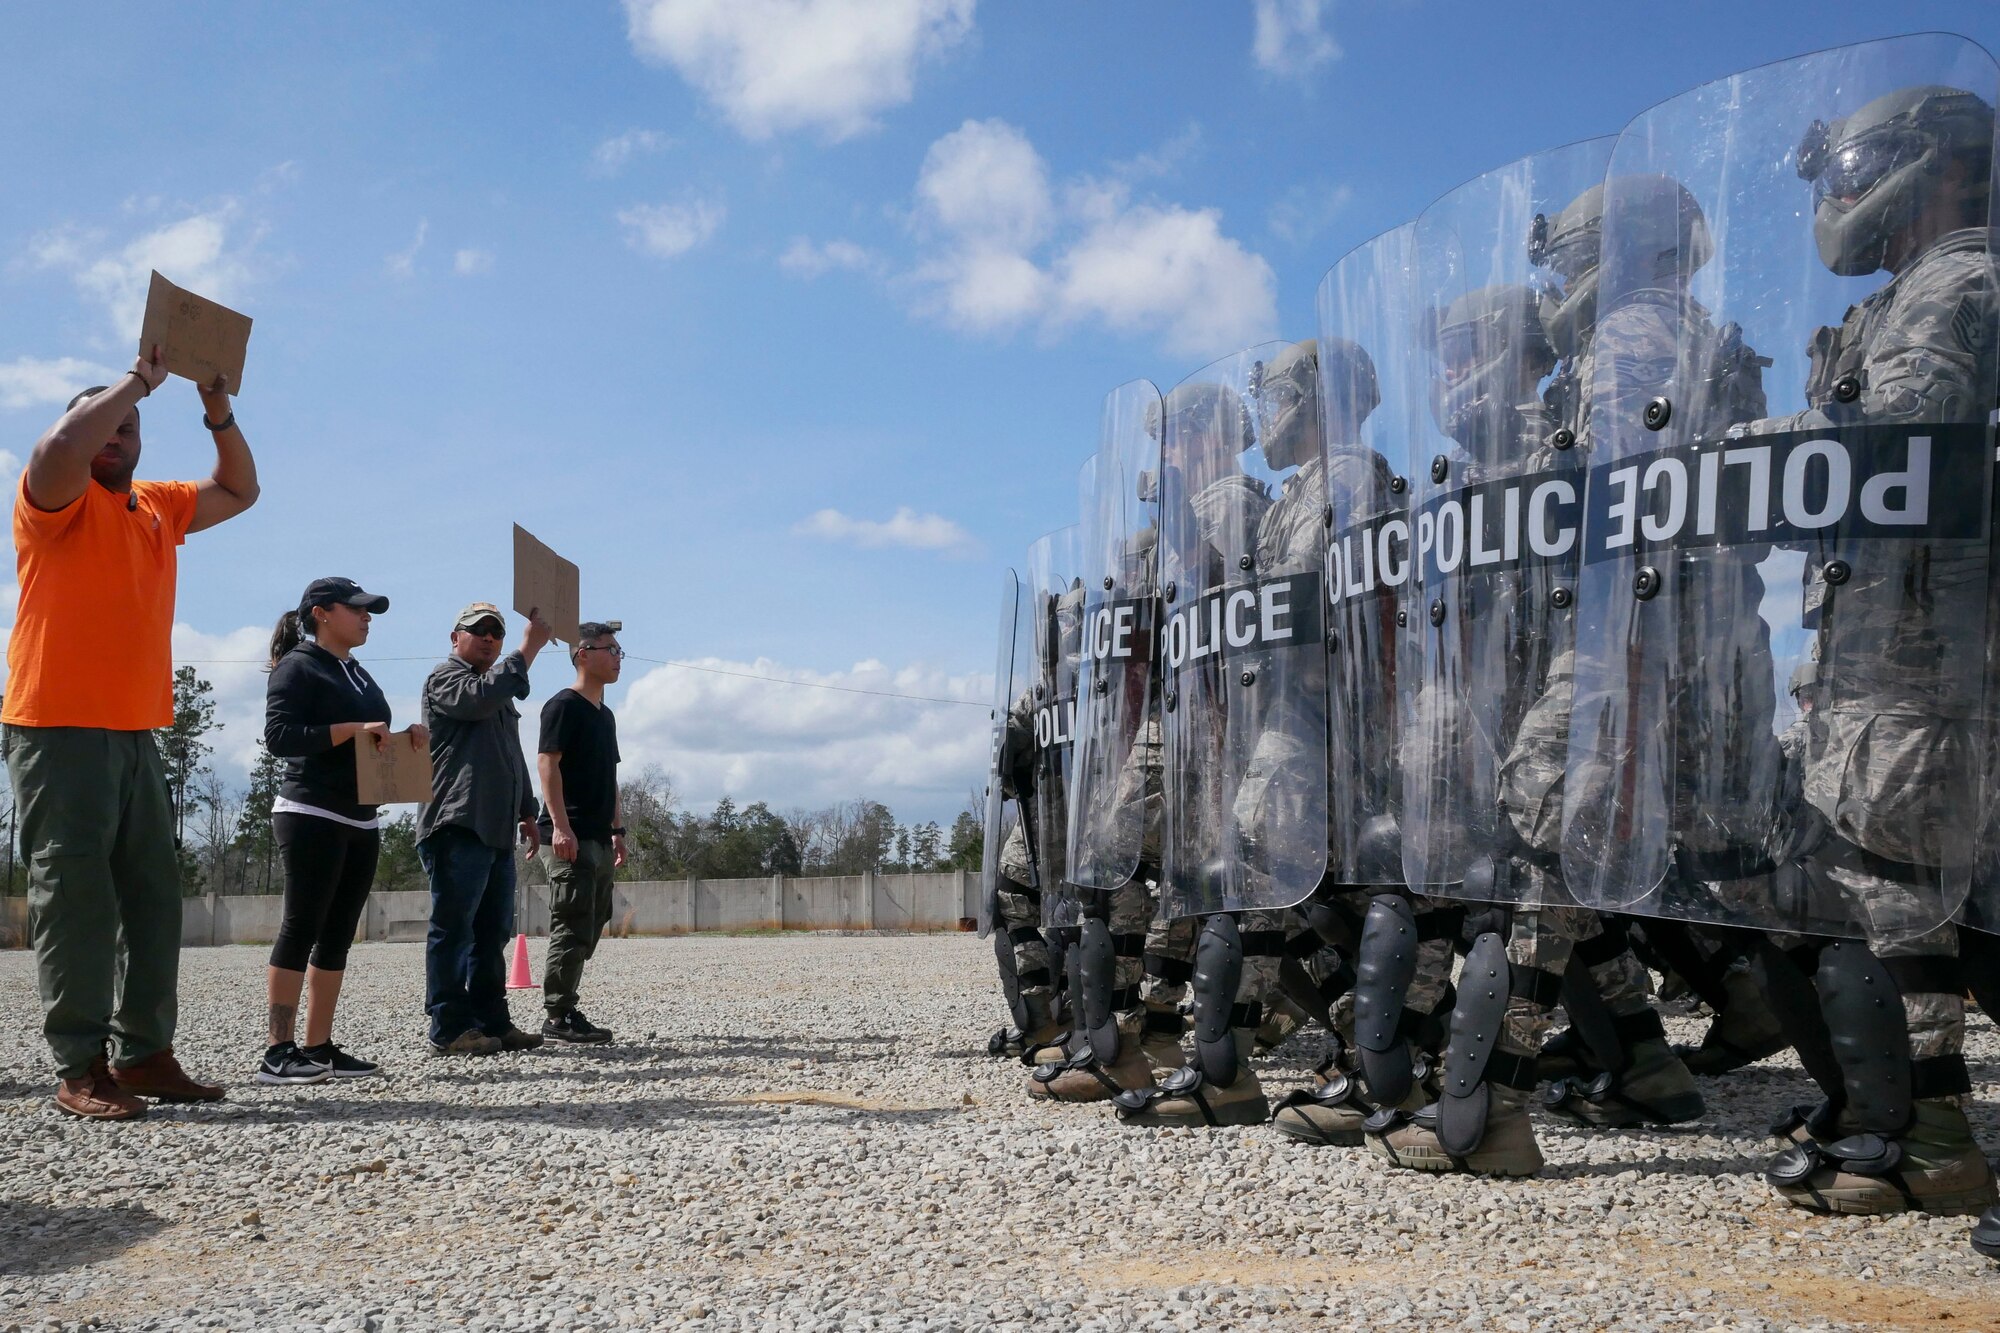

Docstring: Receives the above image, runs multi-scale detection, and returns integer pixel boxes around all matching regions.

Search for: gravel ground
[0,934,1996,1332]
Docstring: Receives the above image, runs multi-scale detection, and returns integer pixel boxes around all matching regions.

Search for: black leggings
[269,813,381,973]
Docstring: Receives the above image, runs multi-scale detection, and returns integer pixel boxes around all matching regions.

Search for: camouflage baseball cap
[453,601,506,632]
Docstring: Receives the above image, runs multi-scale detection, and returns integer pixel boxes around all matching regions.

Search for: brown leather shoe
[110,1047,226,1102]
[56,1055,148,1121]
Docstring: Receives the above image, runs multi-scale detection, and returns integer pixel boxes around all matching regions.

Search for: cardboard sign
[513,523,581,644]
[136,272,253,393]
[355,729,434,806]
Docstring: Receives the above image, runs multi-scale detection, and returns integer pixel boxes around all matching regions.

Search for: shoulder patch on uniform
[1949,294,1991,352]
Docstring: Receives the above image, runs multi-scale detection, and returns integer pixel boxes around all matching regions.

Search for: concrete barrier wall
[0,869,977,949]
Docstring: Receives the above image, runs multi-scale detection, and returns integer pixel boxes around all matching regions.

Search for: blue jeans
[420,825,516,1045]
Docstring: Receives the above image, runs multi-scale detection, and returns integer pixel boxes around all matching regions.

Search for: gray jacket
[417,650,537,851]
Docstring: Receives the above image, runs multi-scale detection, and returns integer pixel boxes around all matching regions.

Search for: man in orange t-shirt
[3,344,259,1120]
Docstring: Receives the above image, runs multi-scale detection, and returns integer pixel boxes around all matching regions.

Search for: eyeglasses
[580,644,626,659]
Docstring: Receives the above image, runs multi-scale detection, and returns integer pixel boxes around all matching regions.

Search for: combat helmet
[1530,174,1712,358]
[1422,283,1554,460]
[1797,84,1996,276]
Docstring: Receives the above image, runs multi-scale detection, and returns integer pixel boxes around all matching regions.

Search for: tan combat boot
[1675,965,1787,1076]
[1368,1082,1545,1177]
[1768,1099,1999,1217]
[1542,1038,1704,1128]
[1113,1028,1267,1128]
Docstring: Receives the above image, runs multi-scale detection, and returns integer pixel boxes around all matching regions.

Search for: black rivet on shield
[1165,691,1177,712]
[1429,599,1445,627]
[1833,375,1862,403]
[1326,633,1339,654]
[1240,670,1256,686]
[1094,678,1108,695]
[1823,559,1851,586]
[1322,503,1334,528]
[1431,454,1449,484]
[1165,581,1177,602]
[1551,427,1575,451]
[1397,609,1408,627]
[1634,566,1661,600]
[1643,397,1672,431]
[1238,554,1254,571]
[1036,684,1046,699]
[1102,575,1114,590]
[1389,475,1408,495]
[1550,586,1573,609]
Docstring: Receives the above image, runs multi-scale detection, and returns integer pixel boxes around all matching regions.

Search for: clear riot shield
[1068,381,1164,891]
[1561,34,1998,941]
[1027,526,1085,929]
[1159,343,1331,918]
[978,568,1026,939]
[1318,224,1424,886]
[1402,137,1615,903]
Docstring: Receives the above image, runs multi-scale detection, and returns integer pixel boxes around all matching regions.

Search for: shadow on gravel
[0,1077,44,1101]
[198,1094,964,1130]
[0,1200,167,1275]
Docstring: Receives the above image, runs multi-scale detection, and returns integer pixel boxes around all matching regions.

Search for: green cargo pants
[540,836,615,1019]
[2,725,183,1076]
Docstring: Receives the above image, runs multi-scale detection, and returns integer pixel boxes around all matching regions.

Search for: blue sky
[6,1,2000,824]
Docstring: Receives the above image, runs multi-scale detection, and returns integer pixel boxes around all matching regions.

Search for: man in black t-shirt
[536,620,627,1043]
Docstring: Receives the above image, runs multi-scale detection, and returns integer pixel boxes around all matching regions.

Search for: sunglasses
[461,622,504,640]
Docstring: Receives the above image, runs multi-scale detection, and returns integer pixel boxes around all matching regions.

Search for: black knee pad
[992,928,1029,1031]
[1299,896,1362,954]
[1355,815,1402,883]
[1963,927,2000,1026]
[1816,940,1913,1136]
[1436,930,1551,1156]
[1355,893,1419,1107]
[1191,914,1245,1086]
[1078,916,1121,1064]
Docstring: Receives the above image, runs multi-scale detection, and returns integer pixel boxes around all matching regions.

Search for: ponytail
[268,610,306,669]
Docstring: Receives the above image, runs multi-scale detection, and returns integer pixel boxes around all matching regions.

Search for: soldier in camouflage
[1745,84,2000,1220]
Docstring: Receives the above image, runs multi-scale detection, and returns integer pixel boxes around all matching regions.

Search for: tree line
[2,670,985,896]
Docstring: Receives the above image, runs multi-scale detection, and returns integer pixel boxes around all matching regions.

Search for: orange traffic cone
[506,933,535,989]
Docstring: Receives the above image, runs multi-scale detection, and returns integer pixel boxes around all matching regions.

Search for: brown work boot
[1768,1099,1999,1218]
[1369,1083,1545,1177]
[56,1054,148,1121]
[110,1047,225,1103]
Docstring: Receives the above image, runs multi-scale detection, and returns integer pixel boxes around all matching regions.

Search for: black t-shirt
[536,688,620,841]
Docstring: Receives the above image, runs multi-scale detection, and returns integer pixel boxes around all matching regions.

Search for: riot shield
[1317,224,1424,886]
[1068,381,1165,892]
[1402,137,1616,903]
[1561,34,1997,942]
[1159,343,1331,917]
[1027,525,1085,929]
[978,567,1027,939]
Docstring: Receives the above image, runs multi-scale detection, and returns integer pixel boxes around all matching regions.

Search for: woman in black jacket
[257,577,424,1084]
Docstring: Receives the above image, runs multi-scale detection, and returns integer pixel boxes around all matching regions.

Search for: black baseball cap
[299,577,389,619]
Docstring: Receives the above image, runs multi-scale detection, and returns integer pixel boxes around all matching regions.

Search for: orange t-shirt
[5,476,199,730]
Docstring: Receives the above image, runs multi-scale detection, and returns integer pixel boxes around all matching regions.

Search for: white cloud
[619,197,727,259]
[30,205,261,342]
[591,128,673,175]
[915,119,1053,252]
[905,121,1277,360]
[1054,203,1277,356]
[794,506,975,555]
[617,655,989,813]
[621,0,976,141]
[778,237,881,278]
[1266,180,1354,244]
[0,356,117,411]
[167,624,283,774]
[387,219,429,278]
[1252,0,1340,79]
[453,248,495,276]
